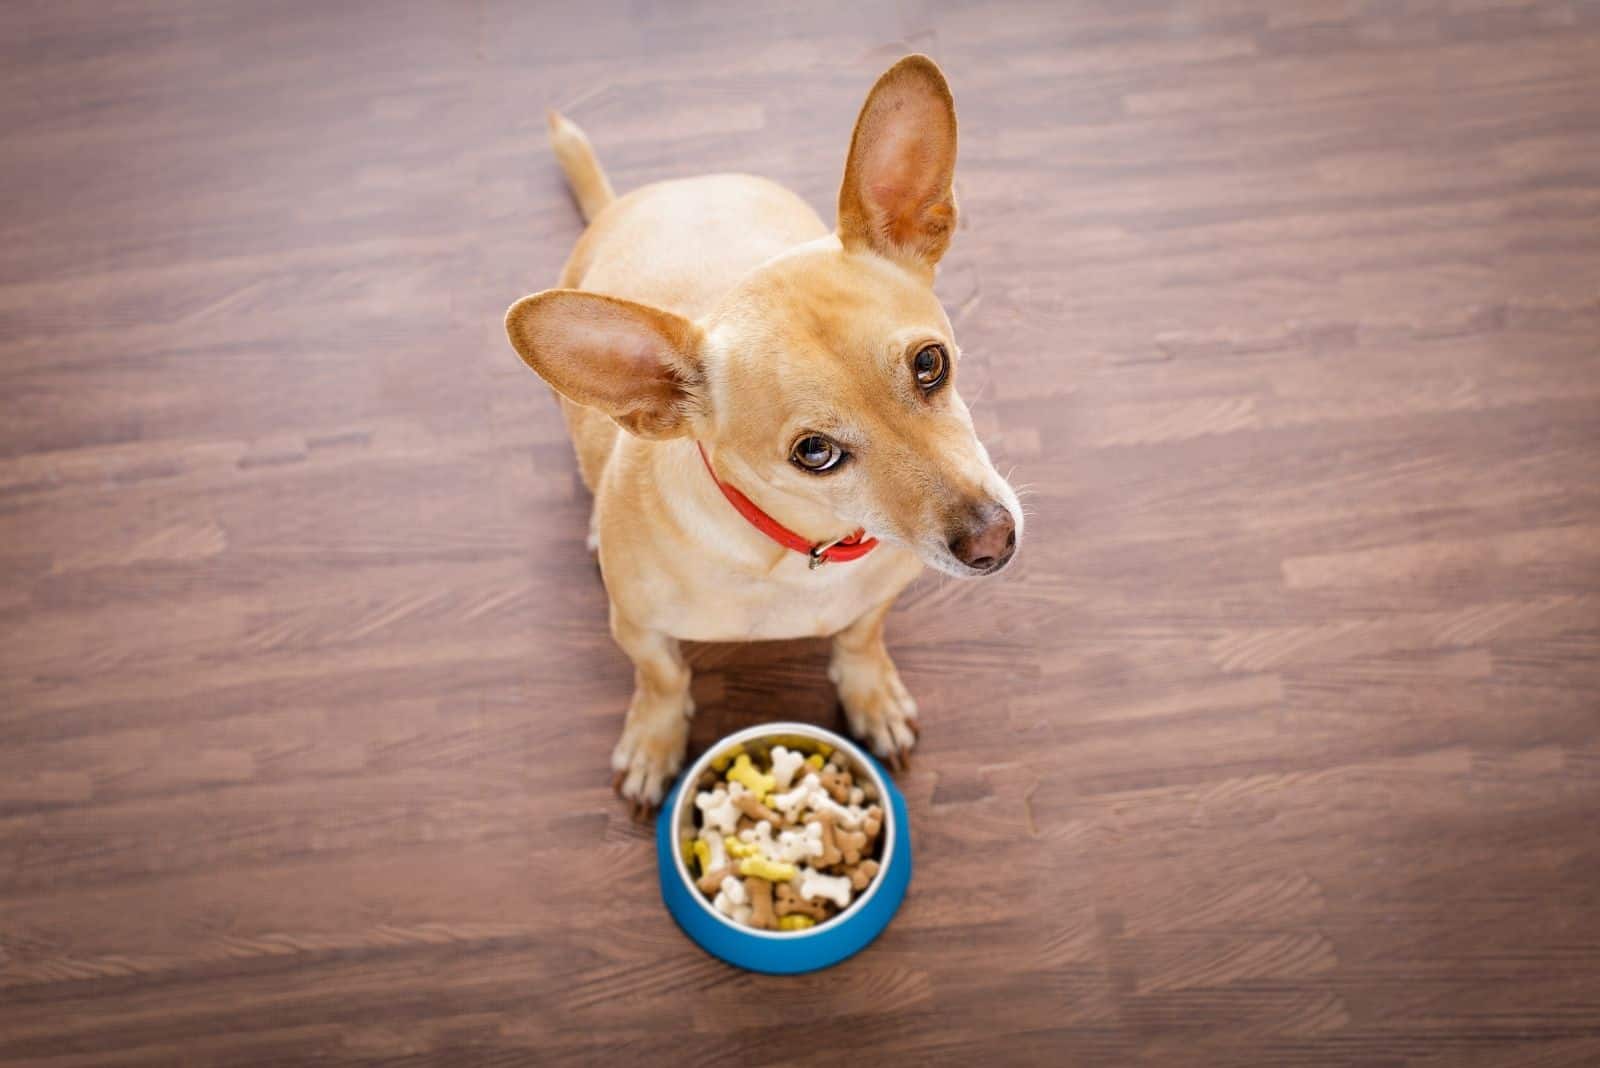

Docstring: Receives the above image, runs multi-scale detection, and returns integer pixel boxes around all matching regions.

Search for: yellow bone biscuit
[727,753,775,796]
[779,914,816,931]
[805,753,825,771]
[725,835,760,860]
[738,856,797,882]
[709,743,744,772]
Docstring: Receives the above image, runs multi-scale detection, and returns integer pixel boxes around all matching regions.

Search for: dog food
[686,745,885,930]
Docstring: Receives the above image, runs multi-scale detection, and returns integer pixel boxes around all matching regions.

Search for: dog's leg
[609,607,693,811]
[829,598,918,768]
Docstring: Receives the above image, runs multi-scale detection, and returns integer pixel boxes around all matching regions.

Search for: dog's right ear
[505,289,707,439]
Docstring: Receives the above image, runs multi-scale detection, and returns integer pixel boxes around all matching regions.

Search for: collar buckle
[808,534,848,570]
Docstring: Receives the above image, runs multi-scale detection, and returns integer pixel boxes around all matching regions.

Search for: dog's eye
[913,343,949,391]
[790,434,846,473]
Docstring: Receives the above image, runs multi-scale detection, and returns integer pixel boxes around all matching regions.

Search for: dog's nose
[947,504,1017,573]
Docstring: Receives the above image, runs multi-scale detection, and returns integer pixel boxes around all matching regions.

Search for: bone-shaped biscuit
[738,820,778,860]
[769,746,807,791]
[727,753,775,796]
[776,822,825,864]
[697,864,733,895]
[819,767,854,804]
[695,786,740,835]
[734,789,781,825]
[808,792,865,830]
[810,815,843,868]
[775,881,828,920]
[845,858,879,891]
[833,823,868,866]
[861,804,884,840]
[772,772,822,820]
[798,867,852,908]
[744,876,777,929]
[713,875,752,924]
[737,855,796,882]
[695,828,727,873]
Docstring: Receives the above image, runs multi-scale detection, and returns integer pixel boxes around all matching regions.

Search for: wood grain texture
[3,1,1599,1064]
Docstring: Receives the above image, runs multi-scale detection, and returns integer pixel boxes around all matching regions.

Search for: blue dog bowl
[656,722,912,975]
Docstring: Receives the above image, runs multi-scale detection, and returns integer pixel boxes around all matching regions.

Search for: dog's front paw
[610,692,693,817]
[829,653,919,771]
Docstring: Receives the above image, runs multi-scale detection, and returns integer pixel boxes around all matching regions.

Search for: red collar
[695,442,878,569]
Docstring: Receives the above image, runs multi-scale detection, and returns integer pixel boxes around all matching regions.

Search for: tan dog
[506,56,1022,810]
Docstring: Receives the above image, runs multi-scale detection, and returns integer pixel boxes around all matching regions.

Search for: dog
[505,56,1023,811]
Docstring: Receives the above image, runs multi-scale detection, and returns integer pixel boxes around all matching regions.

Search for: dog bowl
[656,721,912,974]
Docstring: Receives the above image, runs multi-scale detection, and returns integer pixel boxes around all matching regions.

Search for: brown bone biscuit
[744,877,777,930]
[845,858,880,891]
[697,865,732,896]
[735,790,781,826]
[775,882,829,920]
[812,813,844,868]
[861,804,884,840]
[834,823,868,866]
[819,767,853,804]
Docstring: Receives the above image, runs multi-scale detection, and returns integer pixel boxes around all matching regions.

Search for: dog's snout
[947,503,1017,574]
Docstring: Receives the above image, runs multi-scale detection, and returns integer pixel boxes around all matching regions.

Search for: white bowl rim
[668,721,897,940]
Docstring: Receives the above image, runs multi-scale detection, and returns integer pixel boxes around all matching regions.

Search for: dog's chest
[657,548,922,643]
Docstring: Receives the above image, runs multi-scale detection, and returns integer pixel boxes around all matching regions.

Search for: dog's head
[507,56,1021,577]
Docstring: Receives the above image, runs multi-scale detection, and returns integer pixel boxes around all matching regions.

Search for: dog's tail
[547,110,615,223]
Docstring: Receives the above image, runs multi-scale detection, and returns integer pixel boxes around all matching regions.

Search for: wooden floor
[3,1,1599,1064]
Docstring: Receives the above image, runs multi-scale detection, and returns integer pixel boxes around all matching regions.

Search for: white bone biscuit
[798,867,852,908]
[714,874,753,924]
[769,745,806,791]
[737,820,780,861]
[777,822,825,863]
[695,786,740,835]
[698,826,728,871]
[772,772,821,820]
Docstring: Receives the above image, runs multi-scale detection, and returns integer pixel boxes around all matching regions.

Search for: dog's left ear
[837,54,958,273]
